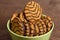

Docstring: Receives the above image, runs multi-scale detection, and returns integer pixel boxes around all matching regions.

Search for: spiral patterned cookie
[41,15,53,32]
[35,19,47,35]
[29,22,35,36]
[19,12,28,23]
[23,22,30,36]
[11,13,25,35]
[24,1,42,23]
[11,12,18,21]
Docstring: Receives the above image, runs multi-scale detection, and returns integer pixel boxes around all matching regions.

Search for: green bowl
[7,17,54,40]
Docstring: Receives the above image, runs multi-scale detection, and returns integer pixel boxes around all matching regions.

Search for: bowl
[7,15,54,40]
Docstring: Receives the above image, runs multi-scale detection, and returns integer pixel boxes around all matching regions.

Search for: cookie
[41,15,53,32]
[19,12,27,23]
[11,12,18,21]
[35,19,47,35]
[24,1,42,23]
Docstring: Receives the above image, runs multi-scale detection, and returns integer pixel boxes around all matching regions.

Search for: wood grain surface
[0,0,60,40]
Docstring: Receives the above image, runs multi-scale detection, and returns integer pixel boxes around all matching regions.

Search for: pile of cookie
[10,1,53,37]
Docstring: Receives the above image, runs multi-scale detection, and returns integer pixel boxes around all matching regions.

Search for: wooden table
[0,0,60,40]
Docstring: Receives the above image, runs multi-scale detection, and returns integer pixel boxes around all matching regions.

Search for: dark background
[0,0,60,40]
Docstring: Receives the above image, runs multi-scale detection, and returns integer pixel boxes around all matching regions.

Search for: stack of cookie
[10,1,53,37]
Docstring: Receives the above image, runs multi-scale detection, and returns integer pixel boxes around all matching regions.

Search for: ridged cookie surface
[24,1,42,23]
